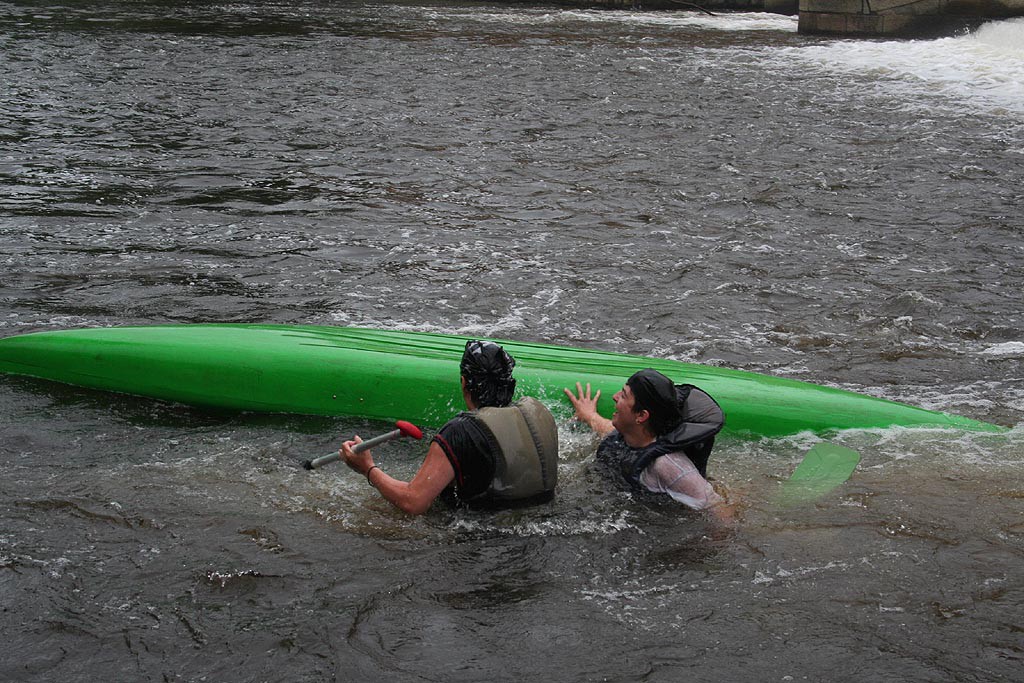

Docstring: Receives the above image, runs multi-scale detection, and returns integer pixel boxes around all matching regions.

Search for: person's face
[611,383,644,433]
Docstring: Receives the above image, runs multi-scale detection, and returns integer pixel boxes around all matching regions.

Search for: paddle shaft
[305,428,403,470]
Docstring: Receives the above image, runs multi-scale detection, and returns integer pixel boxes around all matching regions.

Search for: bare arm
[341,437,455,516]
[563,382,614,437]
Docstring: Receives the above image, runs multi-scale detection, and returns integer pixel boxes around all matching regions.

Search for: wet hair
[627,368,682,436]
[460,340,516,408]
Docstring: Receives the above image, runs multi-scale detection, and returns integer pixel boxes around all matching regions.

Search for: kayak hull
[0,324,1004,437]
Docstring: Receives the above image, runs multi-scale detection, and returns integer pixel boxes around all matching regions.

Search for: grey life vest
[472,397,559,502]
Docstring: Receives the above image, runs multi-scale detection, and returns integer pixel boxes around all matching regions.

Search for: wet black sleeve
[432,414,497,500]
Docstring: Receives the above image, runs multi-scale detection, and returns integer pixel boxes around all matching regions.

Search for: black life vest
[596,384,724,488]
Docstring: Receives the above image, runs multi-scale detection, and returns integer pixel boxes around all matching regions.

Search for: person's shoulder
[439,411,477,432]
[598,429,624,449]
[514,396,559,433]
[651,451,698,476]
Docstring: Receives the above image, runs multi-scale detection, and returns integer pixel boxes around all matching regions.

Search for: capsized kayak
[0,324,1005,437]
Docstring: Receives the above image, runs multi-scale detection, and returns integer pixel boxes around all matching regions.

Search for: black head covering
[460,340,516,408]
[626,368,683,436]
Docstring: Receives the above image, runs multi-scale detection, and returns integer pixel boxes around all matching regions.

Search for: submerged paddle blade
[774,442,861,508]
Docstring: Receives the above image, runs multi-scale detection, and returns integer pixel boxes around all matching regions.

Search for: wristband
[366,465,380,485]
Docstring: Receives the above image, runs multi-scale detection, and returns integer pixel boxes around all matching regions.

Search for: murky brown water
[2,2,1022,680]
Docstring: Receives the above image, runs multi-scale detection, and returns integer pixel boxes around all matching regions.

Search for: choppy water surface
[2,2,1023,680]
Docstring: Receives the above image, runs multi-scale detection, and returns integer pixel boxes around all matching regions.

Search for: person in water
[341,340,559,515]
[563,368,725,511]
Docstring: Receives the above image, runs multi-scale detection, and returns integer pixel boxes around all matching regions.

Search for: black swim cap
[627,368,682,435]
[460,340,516,408]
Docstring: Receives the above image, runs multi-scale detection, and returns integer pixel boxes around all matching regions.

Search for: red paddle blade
[395,420,423,440]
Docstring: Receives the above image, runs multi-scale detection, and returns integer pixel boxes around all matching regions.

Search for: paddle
[773,442,861,507]
[303,420,423,470]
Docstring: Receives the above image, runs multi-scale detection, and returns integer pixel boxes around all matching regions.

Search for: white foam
[979,341,1024,358]
[423,7,798,33]
[780,18,1024,117]
[558,9,799,33]
[449,510,638,538]
[971,17,1024,57]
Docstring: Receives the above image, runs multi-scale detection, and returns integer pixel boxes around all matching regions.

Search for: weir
[573,0,1024,36]
[799,0,1024,36]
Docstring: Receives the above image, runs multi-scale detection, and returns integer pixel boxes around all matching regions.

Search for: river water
[2,2,1023,680]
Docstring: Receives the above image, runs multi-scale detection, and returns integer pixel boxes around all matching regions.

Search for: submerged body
[434,396,559,507]
[593,382,725,510]
[338,339,558,515]
[566,372,727,512]
[0,324,1005,438]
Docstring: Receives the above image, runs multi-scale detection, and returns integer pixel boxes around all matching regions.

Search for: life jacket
[469,397,559,502]
[596,384,724,488]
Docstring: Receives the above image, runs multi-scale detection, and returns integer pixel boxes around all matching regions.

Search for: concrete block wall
[799,0,1024,36]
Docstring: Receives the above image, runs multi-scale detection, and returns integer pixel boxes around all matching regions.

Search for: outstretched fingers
[563,382,600,418]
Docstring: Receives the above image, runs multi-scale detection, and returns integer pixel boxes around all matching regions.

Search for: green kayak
[0,324,1004,437]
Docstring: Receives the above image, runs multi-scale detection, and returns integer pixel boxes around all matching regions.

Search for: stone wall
[799,0,1024,36]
